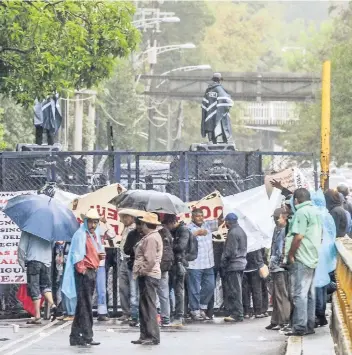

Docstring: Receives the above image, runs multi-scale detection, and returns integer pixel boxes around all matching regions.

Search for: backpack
[159,228,174,272]
[185,230,198,262]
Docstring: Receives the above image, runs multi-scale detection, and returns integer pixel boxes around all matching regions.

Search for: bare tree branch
[43,1,64,11]
[0,47,33,54]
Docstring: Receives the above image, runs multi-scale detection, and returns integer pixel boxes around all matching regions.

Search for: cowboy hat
[80,208,100,221]
[138,212,161,225]
[118,209,147,218]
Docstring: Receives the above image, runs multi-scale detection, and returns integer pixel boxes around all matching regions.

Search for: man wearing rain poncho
[310,190,337,328]
[62,209,108,347]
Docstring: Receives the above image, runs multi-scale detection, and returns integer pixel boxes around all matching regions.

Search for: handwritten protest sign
[0,191,36,284]
[264,168,311,196]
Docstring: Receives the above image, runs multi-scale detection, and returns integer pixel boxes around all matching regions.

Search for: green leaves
[0,0,140,106]
[282,3,352,164]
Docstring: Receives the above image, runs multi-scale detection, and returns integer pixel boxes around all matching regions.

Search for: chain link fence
[0,150,318,318]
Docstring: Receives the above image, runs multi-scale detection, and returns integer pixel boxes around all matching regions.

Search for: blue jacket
[269,226,286,273]
[62,221,103,299]
[311,190,337,287]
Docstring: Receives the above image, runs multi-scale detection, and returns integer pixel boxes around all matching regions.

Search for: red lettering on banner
[107,208,118,221]
[15,275,25,283]
[0,259,17,265]
[111,224,119,235]
[200,206,211,219]
[94,205,106,217]
[213,206,223,218]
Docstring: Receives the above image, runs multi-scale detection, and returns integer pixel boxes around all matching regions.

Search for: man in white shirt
[187,208,222,321]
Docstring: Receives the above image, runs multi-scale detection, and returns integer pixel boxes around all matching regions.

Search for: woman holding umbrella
[4,193,80,324]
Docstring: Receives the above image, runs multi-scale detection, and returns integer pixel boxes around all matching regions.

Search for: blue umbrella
[3,194,79,242]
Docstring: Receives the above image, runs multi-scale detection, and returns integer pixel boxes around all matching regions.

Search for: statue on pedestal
[201,73,234,144]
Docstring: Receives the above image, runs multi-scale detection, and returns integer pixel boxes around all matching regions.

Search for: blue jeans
[128,268,139,320]
[96,266,108,315]
[289,261,316,334]
[156,272,170,321]
[187,268,215,311]
[315,285,327,318]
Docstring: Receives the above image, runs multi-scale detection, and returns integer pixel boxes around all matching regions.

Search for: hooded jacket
[311,190,337,286]
[221,221,247,272]
[325,190,347,238]
[201,82,233,142]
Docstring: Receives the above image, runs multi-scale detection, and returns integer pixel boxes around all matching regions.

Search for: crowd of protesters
[17,181,351,347]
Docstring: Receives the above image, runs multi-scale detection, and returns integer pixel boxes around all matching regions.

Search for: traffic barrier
[334,237,352,354]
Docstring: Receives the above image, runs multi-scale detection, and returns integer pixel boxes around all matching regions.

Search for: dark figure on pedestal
[201,73,233,144]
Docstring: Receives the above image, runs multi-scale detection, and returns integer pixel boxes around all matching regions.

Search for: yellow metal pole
[320,60,331,190]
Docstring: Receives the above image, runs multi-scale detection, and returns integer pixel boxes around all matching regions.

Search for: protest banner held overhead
[69,183,126,247]
[264,167,311,196]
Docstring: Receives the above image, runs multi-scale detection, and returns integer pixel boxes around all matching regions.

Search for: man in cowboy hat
[62,208,105,347]
[132,213,163,346]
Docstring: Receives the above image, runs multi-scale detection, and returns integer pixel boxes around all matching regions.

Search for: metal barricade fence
[0,150,318,317]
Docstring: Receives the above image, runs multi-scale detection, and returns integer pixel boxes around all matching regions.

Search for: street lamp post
[156,65,211,151]
[144,42,196,151]
[156,64,211,89]
[132,16,180,30]
[136,42,196,67]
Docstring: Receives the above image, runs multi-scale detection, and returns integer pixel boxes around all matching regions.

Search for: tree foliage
[281,3,352,164]
[0,94,33,149]
[0,103,8,150]
[0,0,139,106]
[199,2,282,72]
[96,59,148,151]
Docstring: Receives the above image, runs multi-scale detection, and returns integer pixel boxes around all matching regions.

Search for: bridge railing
[334,237,352,353]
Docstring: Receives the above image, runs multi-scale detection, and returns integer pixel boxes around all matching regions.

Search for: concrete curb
[331,293,352,355]
[285,336,303,355]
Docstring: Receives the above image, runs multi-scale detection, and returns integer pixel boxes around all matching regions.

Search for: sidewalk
[286,325,336,355]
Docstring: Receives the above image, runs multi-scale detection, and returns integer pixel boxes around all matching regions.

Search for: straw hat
[138,212,161,225]
[80,208,100,221]
[118,209,147,218]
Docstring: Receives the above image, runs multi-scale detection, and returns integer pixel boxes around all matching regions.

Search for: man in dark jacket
[242,249,265,318]
[337,183,352,216]
[163,215,189,326]
[325,189,347,238]
[337,183,352,236]
[207,240,226,319]
[221,213,247,323]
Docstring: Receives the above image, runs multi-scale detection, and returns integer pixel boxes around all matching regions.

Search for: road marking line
[4,321,72,355]
[0,320,59,353]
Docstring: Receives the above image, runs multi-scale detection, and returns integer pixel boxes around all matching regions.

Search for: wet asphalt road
[0,317,287,355]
